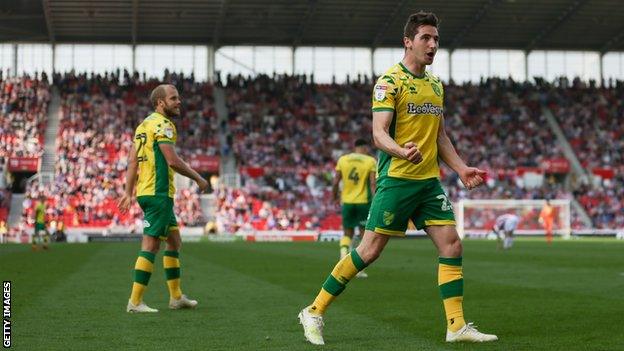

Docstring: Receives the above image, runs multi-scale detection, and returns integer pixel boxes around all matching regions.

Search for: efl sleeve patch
[374,84,388,102]
[372,75,397,111]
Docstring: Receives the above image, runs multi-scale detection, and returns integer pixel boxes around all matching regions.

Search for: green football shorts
[341,203,371,229]
[137,195,179,240]
[35,223,46,234]
[365,177,455,236]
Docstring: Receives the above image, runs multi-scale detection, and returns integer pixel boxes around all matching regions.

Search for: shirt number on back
[135,133,147,162]
[348,168,360,184]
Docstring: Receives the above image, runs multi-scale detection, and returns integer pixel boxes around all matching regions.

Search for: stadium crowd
[1,72,621,232]
[0,157,8,221]
[216,75,586,231]
[441,78,567,201]
[545,78,624,228]
[0,73,50,159]
[219,73,372,230]
[0,73,49,222]
[22,70,216,228]
[0,188,9,222]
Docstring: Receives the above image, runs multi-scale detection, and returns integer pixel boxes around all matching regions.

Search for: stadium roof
[3,0,624,53]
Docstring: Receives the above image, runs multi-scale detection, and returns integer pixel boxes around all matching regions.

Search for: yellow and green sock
[309,249,367,316]
[164,250,182,300]
[130,251,155,305]
[438,257,466,332]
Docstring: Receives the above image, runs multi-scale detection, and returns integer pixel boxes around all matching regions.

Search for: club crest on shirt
[374,84,388,101]
[383,211,395,225]
[164,126,174,139]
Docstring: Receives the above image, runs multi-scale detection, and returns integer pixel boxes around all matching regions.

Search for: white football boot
[169,294,198,309]
[356,270,368,278]
[298,307,325,345]
[446,322,498,342]
[126,300,158,313]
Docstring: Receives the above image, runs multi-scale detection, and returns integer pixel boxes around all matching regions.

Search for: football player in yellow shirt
[299,11,497,344]
[32,195,49,250]
[333,139,376,278]
[119,84,209,313]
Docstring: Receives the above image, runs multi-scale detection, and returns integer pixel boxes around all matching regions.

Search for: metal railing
[26,172,54,188]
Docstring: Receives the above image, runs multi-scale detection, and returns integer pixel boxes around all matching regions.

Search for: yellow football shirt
[134,112,178,198]
[336,152,377,204]
[35,202,45,224]
[372,62,444,180]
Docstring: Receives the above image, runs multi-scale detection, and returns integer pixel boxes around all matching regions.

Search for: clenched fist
[402,142,423,164]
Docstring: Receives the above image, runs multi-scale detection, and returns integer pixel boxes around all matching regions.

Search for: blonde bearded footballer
[119,84,209,313]
[298,12,497,344]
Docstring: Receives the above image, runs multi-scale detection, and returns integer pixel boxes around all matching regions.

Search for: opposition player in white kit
[492,214,519,250]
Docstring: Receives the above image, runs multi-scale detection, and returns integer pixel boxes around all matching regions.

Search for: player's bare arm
[332,170,341,201]
[158,143,209,191]
[436,114,485,189]
[372,110,422,164]
[118,146,138,213]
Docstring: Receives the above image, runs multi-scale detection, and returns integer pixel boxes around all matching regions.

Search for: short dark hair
[150,84,170,108]
[354,139,368,147]
[404,11,439,40]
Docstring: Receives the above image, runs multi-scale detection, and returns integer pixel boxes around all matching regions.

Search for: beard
[163,104,180,118]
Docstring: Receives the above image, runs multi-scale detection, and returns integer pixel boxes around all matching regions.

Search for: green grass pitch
[1,238,623,350]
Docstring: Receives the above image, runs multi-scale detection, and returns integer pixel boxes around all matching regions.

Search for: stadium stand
[0,189,9,222]
[0,74,50,159]
[2,72,621,231]
[0,74,49,222]
[545,79,624,228]
[217,75,589,230]
[21,71,217,228]
[0,156,8,222]
[221,73,372,230]
[441,78,567,201]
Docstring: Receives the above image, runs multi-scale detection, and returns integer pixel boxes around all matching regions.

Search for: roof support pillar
[12,44,18,77]
[51,43,55,74]
[370,47,375,80]
[599,52,604,87]
[132,44,136,72]
[207,45,215,82]
[290,46,295,75]
[524,50,529,82]
[448,49,454,83]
